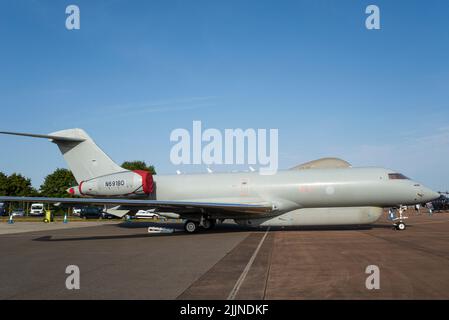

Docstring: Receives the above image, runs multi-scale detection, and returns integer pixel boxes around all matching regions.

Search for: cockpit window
[388,173,409,180]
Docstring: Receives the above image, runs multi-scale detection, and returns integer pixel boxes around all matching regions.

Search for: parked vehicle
[136,209,160,219]
[30,203,45,216]
[0,203,7,216]
[79,206,104,219]
[11,208,25,217]
[72,207,82,216]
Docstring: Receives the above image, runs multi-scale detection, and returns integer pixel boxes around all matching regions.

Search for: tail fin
[0,128,124,183]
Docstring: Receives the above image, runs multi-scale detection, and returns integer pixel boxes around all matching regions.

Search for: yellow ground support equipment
[43,209,54,223]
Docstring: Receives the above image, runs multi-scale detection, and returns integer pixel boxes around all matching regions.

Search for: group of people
[388,202,434,221]
[413,203,434,216]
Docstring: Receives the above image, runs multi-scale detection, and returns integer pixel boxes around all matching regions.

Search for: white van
[30,203,45,216]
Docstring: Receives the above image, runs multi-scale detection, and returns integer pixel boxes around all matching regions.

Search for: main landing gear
[184,218,216,233]
[184,220,199,233]
[201,218,216,230]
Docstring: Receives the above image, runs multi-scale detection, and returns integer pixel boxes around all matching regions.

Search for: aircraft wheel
[185,220,199,233]
[396,222,406,231]
[202,219,216,230]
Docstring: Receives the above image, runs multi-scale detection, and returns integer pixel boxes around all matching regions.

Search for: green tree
[39,168,77,198]
[0,171,8,196]
[6,173,37,196]
[121,161,156,174]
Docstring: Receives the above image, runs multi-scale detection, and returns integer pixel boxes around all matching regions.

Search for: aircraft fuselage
[154,167,436,209]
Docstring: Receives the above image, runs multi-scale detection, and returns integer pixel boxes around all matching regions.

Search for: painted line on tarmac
[227,227,270,300]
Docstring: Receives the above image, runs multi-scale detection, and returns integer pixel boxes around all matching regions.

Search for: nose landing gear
[395,221,406,230]
[390,205,408,231]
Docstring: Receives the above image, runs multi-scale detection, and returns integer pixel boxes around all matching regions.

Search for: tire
[202,219,216,230]
[397,222,406,231]
[184,220,199,233]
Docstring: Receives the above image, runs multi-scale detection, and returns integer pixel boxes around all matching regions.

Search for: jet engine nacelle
[67,170,154,197]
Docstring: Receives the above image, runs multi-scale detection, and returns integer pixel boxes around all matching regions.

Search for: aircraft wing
[0,196,273,218]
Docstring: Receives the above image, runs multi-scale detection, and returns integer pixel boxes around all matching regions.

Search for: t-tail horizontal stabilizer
[0,131,85,142]
[0,128,125,183]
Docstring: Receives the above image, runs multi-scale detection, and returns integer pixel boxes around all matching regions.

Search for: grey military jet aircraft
[0,129,439,232]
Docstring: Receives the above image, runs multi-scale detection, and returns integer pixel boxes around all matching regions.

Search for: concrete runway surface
[1,212,449,299]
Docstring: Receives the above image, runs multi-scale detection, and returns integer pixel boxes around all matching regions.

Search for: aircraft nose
[419,187,440,203]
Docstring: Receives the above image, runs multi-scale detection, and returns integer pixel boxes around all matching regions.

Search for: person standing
[414,203,420,215]
[426,202,434,216]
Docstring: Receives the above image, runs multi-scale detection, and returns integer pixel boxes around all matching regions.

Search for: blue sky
[0,0,448,191]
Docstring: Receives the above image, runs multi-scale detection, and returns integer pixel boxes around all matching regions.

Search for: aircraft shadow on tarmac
[32,223,251,242]
[31,222,394,242]
[117,221,393,232]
